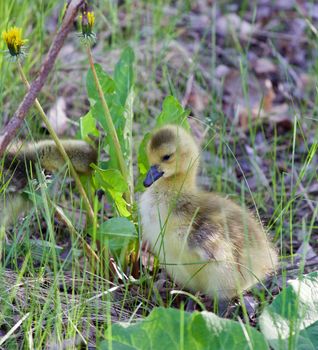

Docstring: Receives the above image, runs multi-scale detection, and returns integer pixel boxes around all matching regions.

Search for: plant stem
[86,45,132,207]
[17,60,95,222]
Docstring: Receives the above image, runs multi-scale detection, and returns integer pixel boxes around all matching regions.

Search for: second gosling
[140,125,277,299]
[1,140,97,228]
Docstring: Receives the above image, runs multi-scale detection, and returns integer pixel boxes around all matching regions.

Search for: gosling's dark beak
[143,165,164,187]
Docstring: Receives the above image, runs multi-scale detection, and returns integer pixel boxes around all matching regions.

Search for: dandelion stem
[86,45,132,208]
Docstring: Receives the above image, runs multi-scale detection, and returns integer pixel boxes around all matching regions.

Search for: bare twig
[0,0,84,155]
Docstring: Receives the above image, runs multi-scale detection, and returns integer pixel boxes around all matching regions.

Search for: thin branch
[0,0,84,155]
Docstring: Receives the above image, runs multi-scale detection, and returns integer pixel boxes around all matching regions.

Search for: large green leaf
[80,110,99,140]
[156,96,190,129]
[192,311,268,349]
[259,272,318,350]
[98,217,136,238]
[92,166,128,193]
[99,307,268,350]
[97,217,137,252]
[135,132,151,192]
[114,47,135,106]
[137,132,150,176]
[92,165,130,217]
[296,320,318,350]
[86,50,134,172]
[86,64,116,102]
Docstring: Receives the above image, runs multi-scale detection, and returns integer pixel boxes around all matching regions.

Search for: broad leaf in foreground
[259,272,318,350]
[99,307,268,349]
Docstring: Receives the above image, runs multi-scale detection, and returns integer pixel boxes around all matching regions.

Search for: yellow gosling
[140,124,277,300]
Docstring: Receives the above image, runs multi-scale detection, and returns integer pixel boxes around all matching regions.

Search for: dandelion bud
[79,11,96,43]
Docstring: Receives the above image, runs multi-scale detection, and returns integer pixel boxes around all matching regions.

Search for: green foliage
[260,272,318,350]
[92,165,130,217]
[135,132,151,191]
[87,64,116,101]
[82,47,135,253]
[99,307,268,349]
[80,110,99,140]
[86,47,135,171]
[296,321,318,350]
[156,96,190,129]
[137,133,151,176]
[84,46,135,201]
[97,217,137,253]
[99,273,318,349]
[114,47,135,106]
[1,1,318,347]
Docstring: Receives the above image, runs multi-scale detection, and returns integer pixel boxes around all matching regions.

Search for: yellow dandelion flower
[87,12,95,28]
[2,27,27,57]
[79,10,96,43]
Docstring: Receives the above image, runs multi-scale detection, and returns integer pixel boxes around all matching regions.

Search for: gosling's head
[144,124,200,188]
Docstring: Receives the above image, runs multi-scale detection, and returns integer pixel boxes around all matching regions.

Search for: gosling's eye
[162,154,172,161]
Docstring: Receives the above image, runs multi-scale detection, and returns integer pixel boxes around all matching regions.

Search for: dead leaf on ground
[188,116,206,145]
[216,13,259,40]
[223,70,276,130]
[186,83,210,114]
[267,103,293,130]
[47,97,69,135]
[253,58,277,74]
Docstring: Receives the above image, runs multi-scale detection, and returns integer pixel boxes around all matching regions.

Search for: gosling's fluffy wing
[174,192,252,262]
[187,219,224,261]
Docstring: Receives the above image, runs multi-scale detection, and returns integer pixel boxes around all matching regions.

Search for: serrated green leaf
[80,110,99,140]
[192,311,268,350]
[86,63,124,172]
[99,307,268,350]
[108,189,130,217]
[87,51,134,172]
[156,96,190,129]
[92,166,128,193]
[260,272,318,350]
[114,47,135,107]
[86,64,116,102]
[135,132,151,192]
[296,320,318,350]
[137,132,151,175]
[92,166,130,217]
